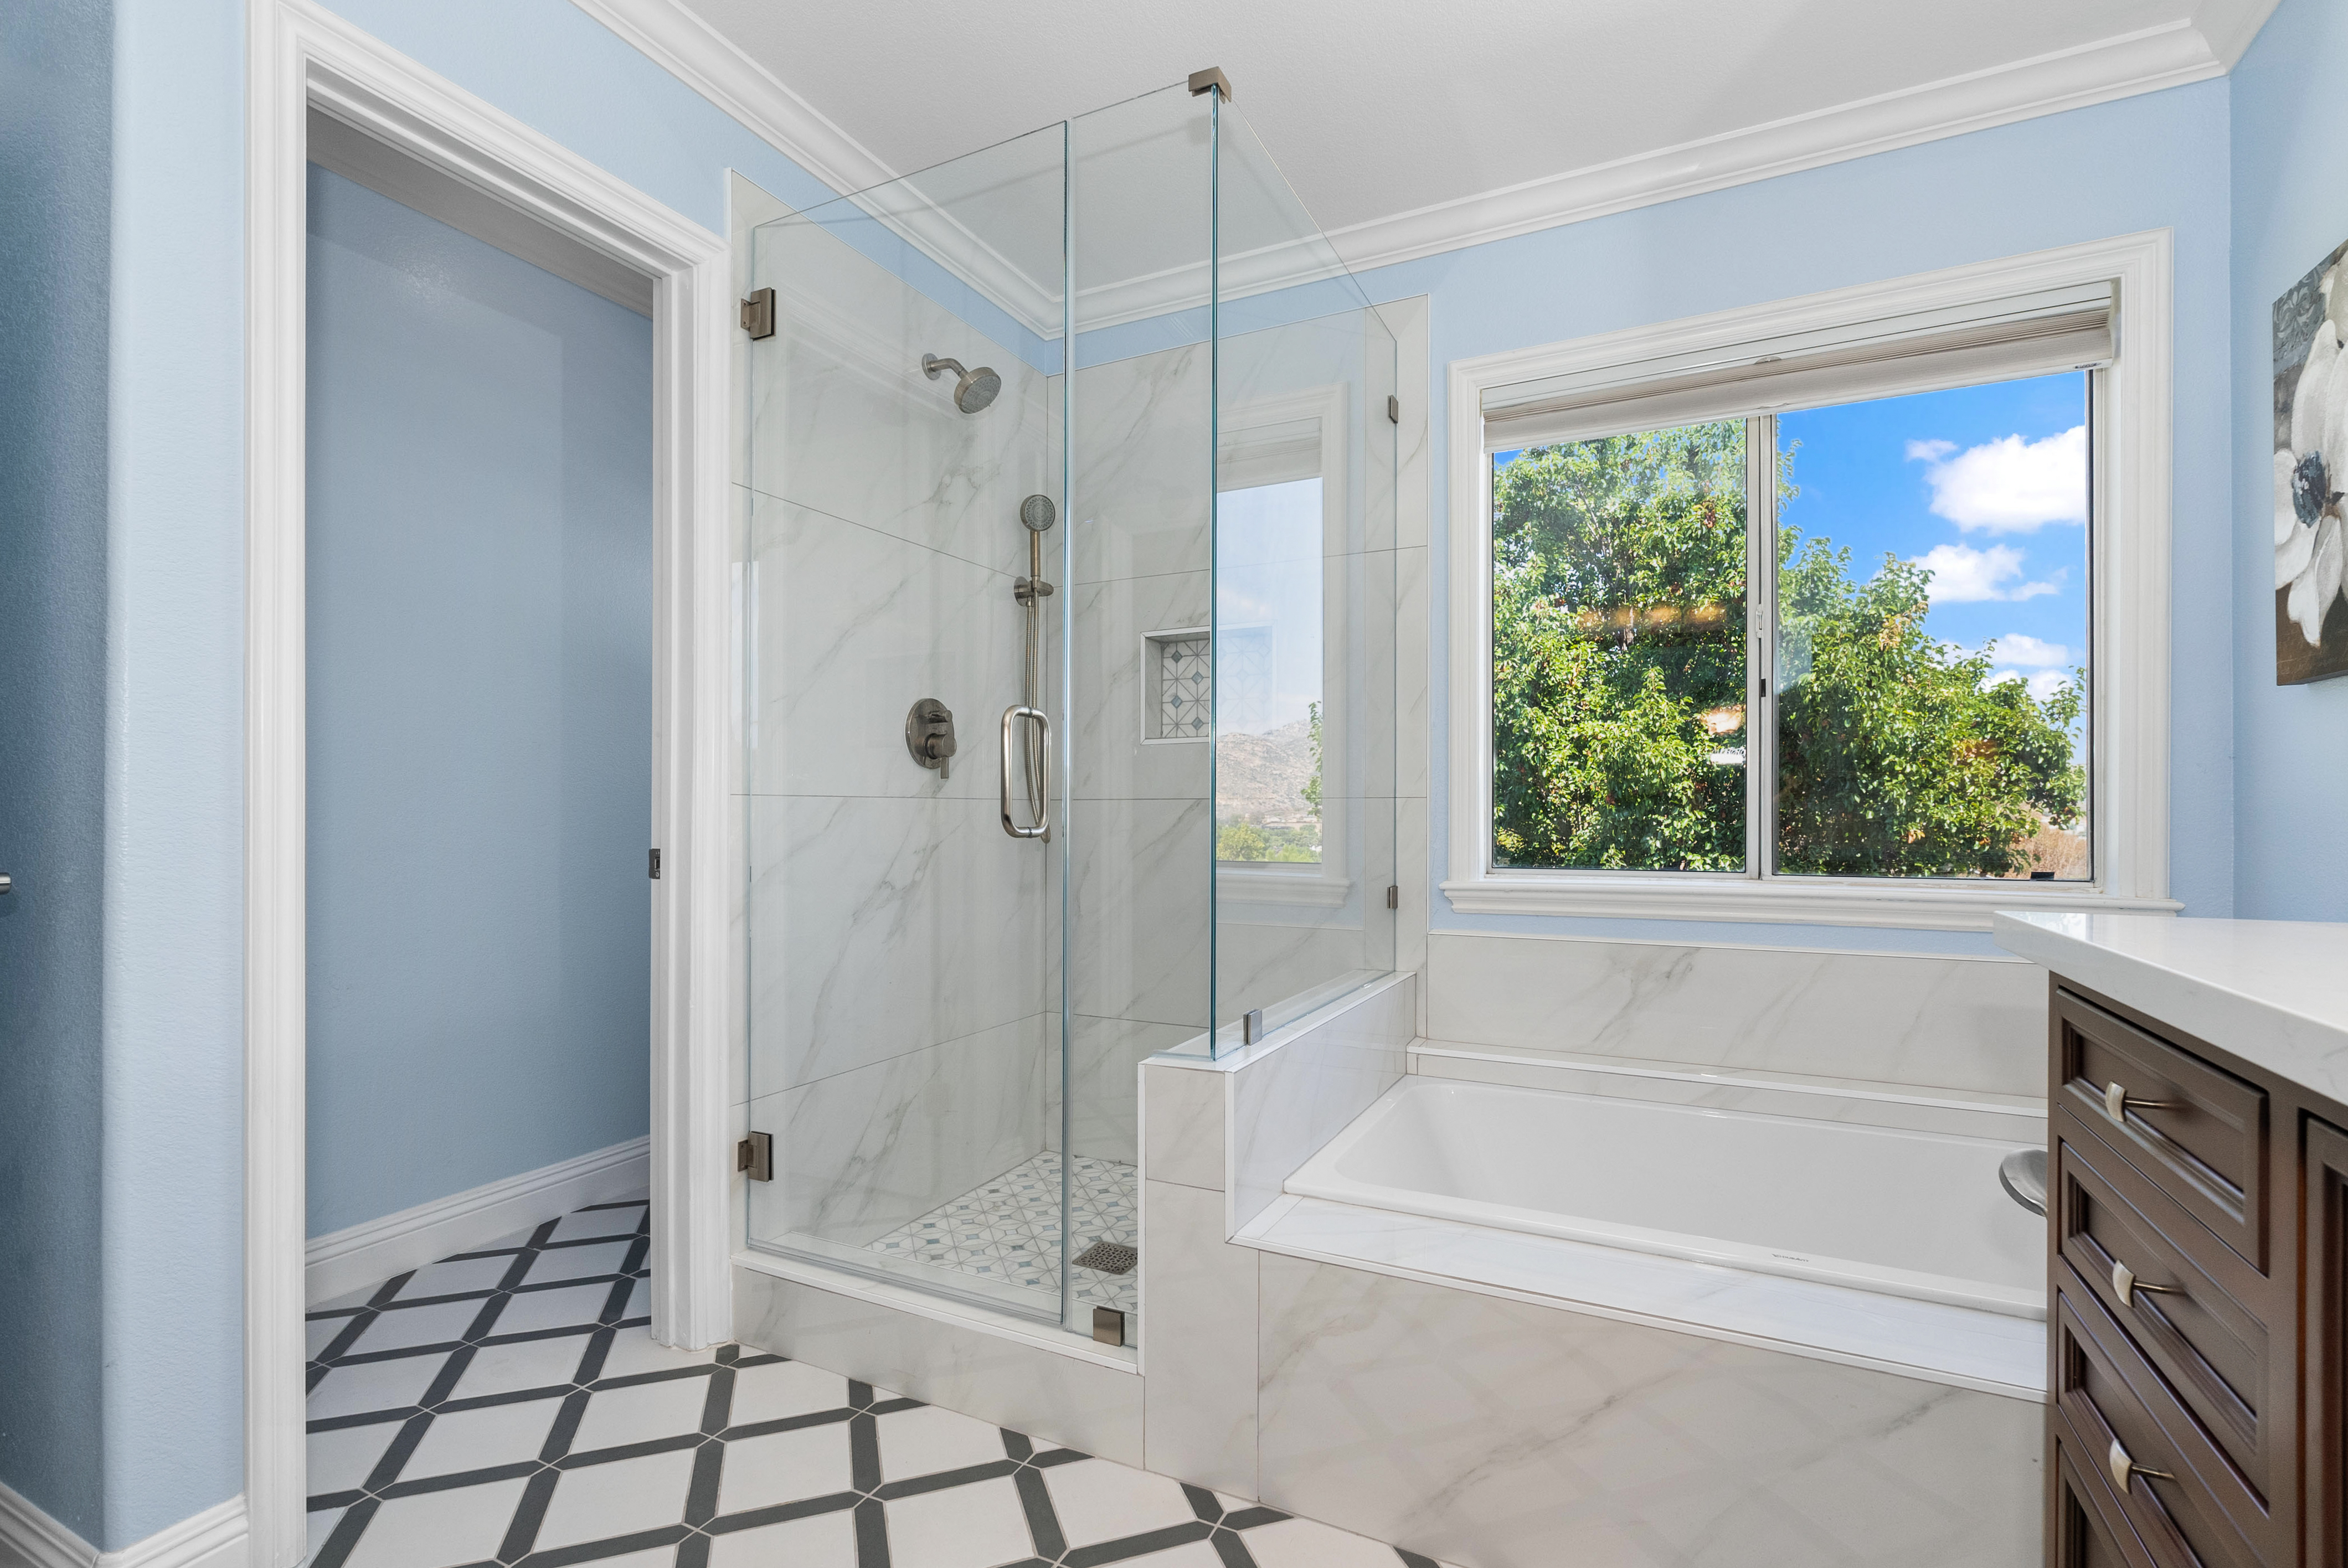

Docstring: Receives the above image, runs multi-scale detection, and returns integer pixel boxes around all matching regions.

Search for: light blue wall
[0,0,113,1538]
[2230,0,2348,921]
[305,167,653,1237]
[1341,81,2239,956]
[100,0,248,1545]
[76,0,845,1544]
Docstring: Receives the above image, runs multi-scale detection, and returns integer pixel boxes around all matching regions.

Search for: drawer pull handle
[2111,1259,2179,1309]
[2104,1081,2184,1121]
[2107,1439,2174,1494]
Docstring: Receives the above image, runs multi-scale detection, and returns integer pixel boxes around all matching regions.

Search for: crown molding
[2195,0,2284,68]
[567,0,896,198]
[1322,19,2228,277]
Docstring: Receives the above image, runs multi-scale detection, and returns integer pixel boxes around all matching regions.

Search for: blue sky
[1777,370,2089,702]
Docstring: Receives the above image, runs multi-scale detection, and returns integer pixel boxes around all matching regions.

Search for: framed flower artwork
[2275,238,2348,683]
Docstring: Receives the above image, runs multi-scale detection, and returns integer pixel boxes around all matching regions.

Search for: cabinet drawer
[2055,1108,2274,1499]
[2057,988,2269,1271]
[2055,1411,2160,1568]
[2056,1267,2270,1568]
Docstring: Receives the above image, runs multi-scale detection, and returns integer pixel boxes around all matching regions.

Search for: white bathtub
[1285,1075,2046,1318]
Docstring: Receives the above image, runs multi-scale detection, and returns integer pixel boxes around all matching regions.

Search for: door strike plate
[737,1131,773,1182]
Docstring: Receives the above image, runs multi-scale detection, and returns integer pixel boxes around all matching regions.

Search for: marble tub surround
[1425,931,2048,1098]
[1239,1194,2043,1397]
[1408,1040,2047,1143]
[1993,909,2348,1101]
[1251,1253,2041,1568]
[1228,973,1414,1227]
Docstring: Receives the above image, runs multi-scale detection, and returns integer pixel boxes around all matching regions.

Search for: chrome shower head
[1019,494,1057,532]
[922,353,1002,414]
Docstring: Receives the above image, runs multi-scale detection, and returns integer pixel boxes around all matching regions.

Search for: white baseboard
[306,1136,650,1305]
[0,1487,245,1568]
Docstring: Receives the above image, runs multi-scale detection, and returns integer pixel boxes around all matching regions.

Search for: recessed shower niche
[735,80,1400,1349]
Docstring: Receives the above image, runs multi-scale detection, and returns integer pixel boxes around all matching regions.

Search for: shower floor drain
[1073,1240,1137,1275]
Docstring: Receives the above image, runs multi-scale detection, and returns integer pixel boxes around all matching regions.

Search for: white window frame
[1444,231,2181,931]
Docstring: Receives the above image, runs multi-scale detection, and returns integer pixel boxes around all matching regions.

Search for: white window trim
[1443,230,2180,932]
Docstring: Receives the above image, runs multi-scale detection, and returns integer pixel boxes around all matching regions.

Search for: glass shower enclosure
[738,82,1397,1347]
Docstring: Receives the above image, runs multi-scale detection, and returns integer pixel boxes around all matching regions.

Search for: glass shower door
[739,126,1074,1324]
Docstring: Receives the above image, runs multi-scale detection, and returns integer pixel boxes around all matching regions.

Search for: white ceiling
[647,0,2276,269]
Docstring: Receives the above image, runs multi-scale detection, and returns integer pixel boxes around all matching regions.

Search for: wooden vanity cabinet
[2043,977,2347,1568]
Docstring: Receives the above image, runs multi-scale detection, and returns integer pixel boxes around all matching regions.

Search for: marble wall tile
[1393,544,1430,802]
[746,220,1050,578]
[1216,917,1382,1030]
[1140,1179,1258,1498]
[744,492,1032,801]
[1053,1014,1200,1163]
[1230,974,1412,1229]
[1407,1047,2048,1143]
[1254,1253,2041,1568]
[747,794,1052,1094]
[733,1265,1145,1465]
[1396,802,1430,1036]
[1379,297,1430,555]
[1067,796,1211,1028]
[749,1013,1051,1248]
[1071,345,1211,585]
[1425,933,2049,1099]
[1067,569,1211,802]
[1141,1061,1224,1192]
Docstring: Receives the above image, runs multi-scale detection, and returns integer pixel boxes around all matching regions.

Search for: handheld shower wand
[1004,495,1057,839]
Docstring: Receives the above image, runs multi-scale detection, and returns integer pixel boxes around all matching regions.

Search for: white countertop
[1992,911,2348,1106]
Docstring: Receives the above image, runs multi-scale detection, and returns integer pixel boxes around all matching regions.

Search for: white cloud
[1989,632,2069,668]
[1908,542,2061,603]
[1990,668,2073,702]
[1908,425,2087,533]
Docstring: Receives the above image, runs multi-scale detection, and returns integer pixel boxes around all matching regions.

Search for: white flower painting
[2274,239,2348,682]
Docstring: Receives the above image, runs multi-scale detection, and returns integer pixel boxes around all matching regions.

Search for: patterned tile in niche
[304,1194,1453,1568]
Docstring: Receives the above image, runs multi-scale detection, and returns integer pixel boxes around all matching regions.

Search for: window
[1445,236,2180,929]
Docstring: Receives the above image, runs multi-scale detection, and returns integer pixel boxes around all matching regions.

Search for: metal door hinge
[740,287,775,339]
[1387,395,1399,424]
[649,848,662,879]
[737,1131,773,1182]
[1386,884,1399,909]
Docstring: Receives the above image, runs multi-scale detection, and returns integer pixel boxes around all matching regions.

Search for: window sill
[1439,873,2183,932]
[1217,865,1354,909]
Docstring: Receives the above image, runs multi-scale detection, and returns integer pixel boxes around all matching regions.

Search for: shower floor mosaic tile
[305,1195,1444,1568]
[866,1153,1139,1321]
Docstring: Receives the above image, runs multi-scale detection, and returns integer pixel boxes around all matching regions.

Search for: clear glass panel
[740,123,1071,1324]
[1488,422,1750,871]
[1773,373,2090,879]
[1210,100,1398,1050]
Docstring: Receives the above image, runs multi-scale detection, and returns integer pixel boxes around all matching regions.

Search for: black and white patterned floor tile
[306,1196,1446,1568]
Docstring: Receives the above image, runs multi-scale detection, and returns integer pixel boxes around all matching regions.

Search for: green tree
[1774,535,2083,876]
[1490,422,1749,869]
[1489,423,2084,878]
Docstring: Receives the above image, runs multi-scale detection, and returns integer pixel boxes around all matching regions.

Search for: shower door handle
[1000,705,1050,840]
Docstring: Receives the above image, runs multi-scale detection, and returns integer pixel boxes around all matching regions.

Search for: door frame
[244,3,734,1562]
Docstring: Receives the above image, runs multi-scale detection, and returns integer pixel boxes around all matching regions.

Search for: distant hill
[1215,716,1317,825]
